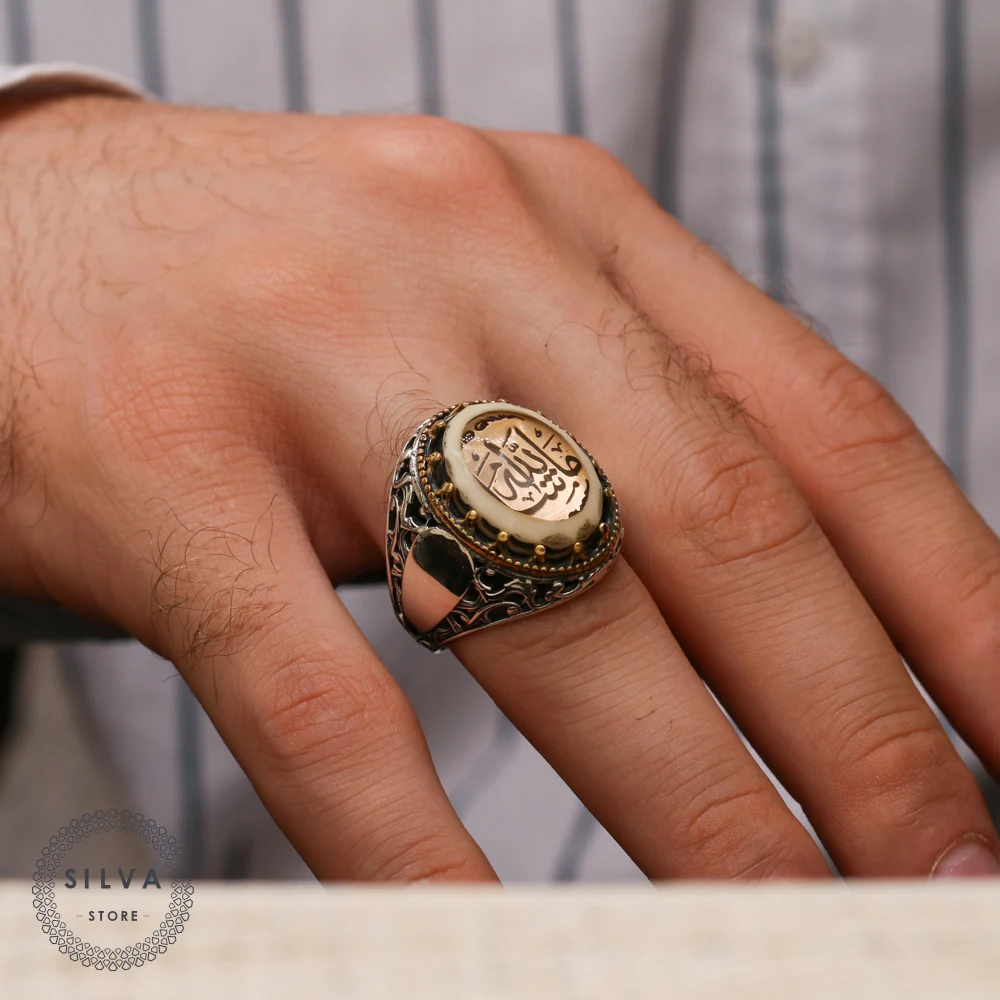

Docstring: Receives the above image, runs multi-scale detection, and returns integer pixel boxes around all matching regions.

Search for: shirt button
[772,17,826,81]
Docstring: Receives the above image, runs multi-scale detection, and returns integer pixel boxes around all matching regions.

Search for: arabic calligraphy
[460,413,589,520]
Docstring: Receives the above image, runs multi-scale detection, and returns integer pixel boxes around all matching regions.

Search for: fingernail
[931,836,1000,878]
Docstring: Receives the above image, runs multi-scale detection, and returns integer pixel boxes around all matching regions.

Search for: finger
[605,180,1000,781]
[484,256,998,876]
[321,356,827,879]
[455,558,832,880]
[114,474,496,884]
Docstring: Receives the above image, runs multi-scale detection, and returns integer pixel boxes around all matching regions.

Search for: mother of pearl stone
[441,402,603,550]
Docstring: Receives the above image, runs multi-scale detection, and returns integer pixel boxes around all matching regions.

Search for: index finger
[114,477,497,884]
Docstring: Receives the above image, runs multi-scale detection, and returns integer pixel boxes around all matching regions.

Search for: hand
[1,93,997,881]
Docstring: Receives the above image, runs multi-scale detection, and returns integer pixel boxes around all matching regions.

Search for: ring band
[386,400,623,650]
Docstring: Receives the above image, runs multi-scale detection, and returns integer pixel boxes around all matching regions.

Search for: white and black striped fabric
[1,0,998,882]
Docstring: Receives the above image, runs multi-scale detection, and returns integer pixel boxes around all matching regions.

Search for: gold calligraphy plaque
[459,412,589,521]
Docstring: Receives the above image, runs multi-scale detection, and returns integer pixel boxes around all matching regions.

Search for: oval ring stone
[441,402,603,549]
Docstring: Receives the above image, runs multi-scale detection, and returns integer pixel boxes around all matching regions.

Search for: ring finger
[455,558,831,879]
[326,365,828,878]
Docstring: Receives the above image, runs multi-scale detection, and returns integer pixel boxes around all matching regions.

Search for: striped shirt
[0,0,997,882]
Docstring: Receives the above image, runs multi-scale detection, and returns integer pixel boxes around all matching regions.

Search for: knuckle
[354,116,518,217]
[542,131,624,171]
[933,557,1000,665]
[803,354,921,468]
[367,830,483,884]
[844,712,942,782]
[898,574,1000,724]
[727,843,823,882]
[330,117,554,279]
[830,698,974,825]
[954,552,1000,608]
[520,131,642,194]
[564,134,630,173]
[647,748,821,879]
[664,431,816,567]
[256,647,409,770]
[830,690,941,777]
[670,759,778,856]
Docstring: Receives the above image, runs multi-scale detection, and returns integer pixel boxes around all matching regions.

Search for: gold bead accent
[437,482,455,496]
[427,451,441,466]
[465,509,478,522]
[573,541,584,554]
[496,530,509,544]
[431,419,447,434]
[534,544,546,560]
[599,522,608,535]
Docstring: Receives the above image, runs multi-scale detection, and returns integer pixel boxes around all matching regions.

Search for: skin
[0,92,998,882]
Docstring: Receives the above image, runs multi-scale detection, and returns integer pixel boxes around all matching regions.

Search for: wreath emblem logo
[31,809,195,971]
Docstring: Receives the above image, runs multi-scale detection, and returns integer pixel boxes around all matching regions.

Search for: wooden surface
[2,880,999,998]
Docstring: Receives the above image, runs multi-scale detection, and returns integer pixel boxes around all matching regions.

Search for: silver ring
[386,400,624,650]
